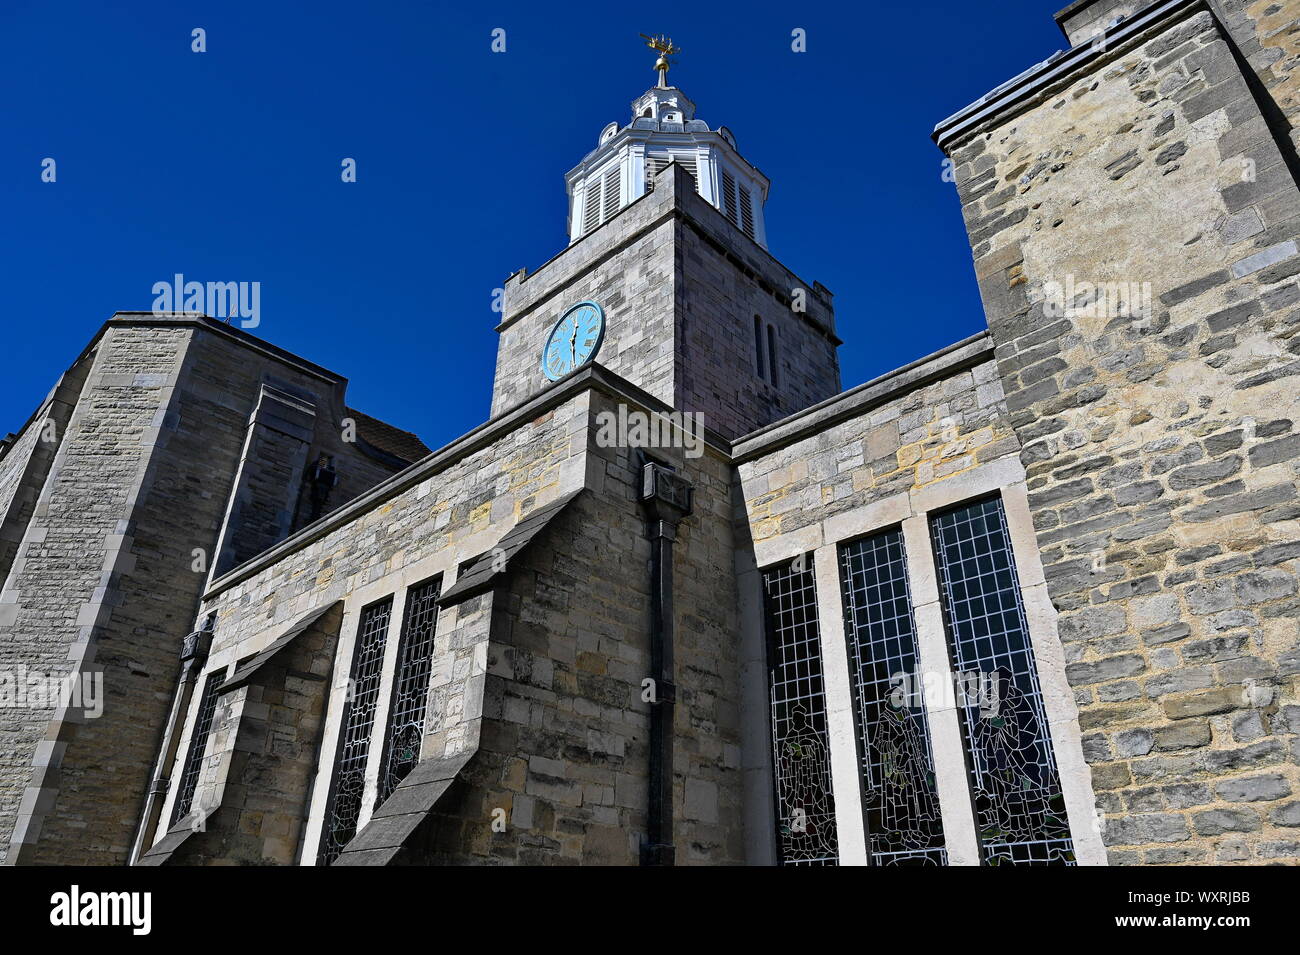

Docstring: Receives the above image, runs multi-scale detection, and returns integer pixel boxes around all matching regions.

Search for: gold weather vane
[640,33,680,88]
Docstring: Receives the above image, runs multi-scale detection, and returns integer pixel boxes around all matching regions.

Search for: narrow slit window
[376,577,443,805]
[763,555,838,866]
[319,596,393,865]
[930,496,1075,866]
[171,670,224,825]
[754,315,765,378]
[840,529,947,865]
[767,324,779,385]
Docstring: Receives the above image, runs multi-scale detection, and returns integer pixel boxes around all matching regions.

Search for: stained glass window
[319,596,393,865]
[171,670,223,825]
[762,555,838,866]
[930,496,1075,866]
[839,529,947,865]
[376,577,442,805]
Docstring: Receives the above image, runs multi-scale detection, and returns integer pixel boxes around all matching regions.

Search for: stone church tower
[0,2,1297,866]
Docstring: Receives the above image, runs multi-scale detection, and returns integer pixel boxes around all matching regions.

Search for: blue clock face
[541,301,605,381]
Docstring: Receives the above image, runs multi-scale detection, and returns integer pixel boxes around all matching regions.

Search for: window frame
[374,574,444,806]
[317,594,395,865]
[837,525,948,866]
[754,476,1104,866]
[927,494,1076,866]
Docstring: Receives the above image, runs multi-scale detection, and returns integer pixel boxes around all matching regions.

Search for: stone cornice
[105,312,347,386]
[932,0,1210,153]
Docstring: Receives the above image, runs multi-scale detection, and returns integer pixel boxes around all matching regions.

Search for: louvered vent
[583,178,602,234]
[646,155,669,192]
[602,165,622,222]
[722,168,739,226]
[581,165,625,236]
[647,154,698,193]
[740,186,755,239]
[678,158,699,188]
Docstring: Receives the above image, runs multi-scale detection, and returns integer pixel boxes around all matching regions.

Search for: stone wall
[1211,0,1300,159]
[0,354,92,587]
[494,178,680,417]
[1058,1,1150,46]
[673,169,842,441]
[0,417,46,555]
[0,322,192,864]
[179,382,591,862]
[944,4,1300,863]
[735,345,1015,549]
[424,386,745,864]
[0,315,424,865]
[206,374,404,578]
[1057,0,1300,156]
[177,370,750,864]
[150,603,342,865]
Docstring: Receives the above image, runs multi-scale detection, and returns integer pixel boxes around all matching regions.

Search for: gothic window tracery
[763,556,838,865]
[318,597,392,865]
[840,529,946,865]
[171,670,224,825]
[930,497,1075,865]
[376,577,442,805]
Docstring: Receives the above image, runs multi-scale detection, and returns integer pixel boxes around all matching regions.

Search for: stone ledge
[933,0,1214,153]
[332,750,475,866]
[107,312,345,386]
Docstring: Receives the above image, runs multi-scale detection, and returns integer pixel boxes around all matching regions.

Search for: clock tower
[490,40,841,441]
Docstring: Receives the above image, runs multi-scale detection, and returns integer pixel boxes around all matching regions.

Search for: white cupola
[564,37,770,249]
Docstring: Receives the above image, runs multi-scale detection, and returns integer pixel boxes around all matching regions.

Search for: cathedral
[1,0,1298,866]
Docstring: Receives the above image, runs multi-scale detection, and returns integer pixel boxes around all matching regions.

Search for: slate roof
[219,601,340,692]
[346,407,431,465]
[332,750,476,866]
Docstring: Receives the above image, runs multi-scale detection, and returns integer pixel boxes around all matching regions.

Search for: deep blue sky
[1,0,1066,449]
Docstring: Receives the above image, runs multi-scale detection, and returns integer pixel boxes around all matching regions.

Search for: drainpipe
[129,617,214,864]
[638,460,693,866]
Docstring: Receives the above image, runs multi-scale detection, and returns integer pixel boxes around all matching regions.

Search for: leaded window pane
[377,577,442,805]
[171,670,223,825]
[840,529,946,865]
[930,496,1075,866]
[319,597,393,865]
[762,556,838,866]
